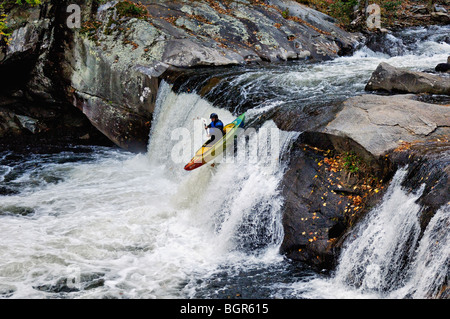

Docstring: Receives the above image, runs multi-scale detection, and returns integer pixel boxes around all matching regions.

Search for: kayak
[184,113,245,171]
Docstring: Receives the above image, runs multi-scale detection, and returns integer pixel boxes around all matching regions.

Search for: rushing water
[0,26,449,299]
[278,168,449,299]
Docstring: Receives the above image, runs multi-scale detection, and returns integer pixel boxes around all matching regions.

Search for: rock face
[0,2,49,65]
[388,139,450,231]
[138,0,359,63]
[365,62,450,95]
[0,1,112,146]
[435,56,450,73]
[0,0,360,151]
[70,0,359,151]
[280,132,391,269]
[280,92,450,270]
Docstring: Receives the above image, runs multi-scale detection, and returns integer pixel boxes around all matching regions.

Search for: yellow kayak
[184,113,245,171]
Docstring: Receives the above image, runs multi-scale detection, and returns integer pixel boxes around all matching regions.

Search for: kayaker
[205,113,224,145]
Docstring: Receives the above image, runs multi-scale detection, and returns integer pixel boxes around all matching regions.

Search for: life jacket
[208,120,224,134]
[207,120,224,142]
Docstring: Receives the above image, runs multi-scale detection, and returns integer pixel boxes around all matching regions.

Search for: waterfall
[283,167,448,299]
[147,81,300,255]
[0,25,448,299]
[332,167,448,298]
[390,204,449,299]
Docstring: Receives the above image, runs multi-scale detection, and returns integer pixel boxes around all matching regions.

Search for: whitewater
[0,26,448,299]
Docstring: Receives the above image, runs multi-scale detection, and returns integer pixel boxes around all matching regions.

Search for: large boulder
[0,1,113,146]
[280,93,450,269]
[365,62,450,95]
[0,2,49,65]
[435,56,450,73]
[280,132,391,269]
[322,94,450,157]
[1,0,360,151]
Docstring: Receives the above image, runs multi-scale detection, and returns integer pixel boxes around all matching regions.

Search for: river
[0,26,448,299]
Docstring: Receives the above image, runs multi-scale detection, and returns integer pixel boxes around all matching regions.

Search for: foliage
[294,0,405,27]
[0,0,41,45]
[0,3,10,44]
[0,17,8,40]
[329,0,358,25]
[306,144,385,222]
[293,0,358,25]
[115,0,148,19]
[14,0,41,5]
[343,151,361,174]
[379,0,402,18]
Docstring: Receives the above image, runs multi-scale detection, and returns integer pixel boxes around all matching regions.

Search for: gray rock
[434,4,448,13]
[162,38,244,67]
[0,2,50,63]
[435,56,450,73]
[411,5,429,14]
[365,62,450,95]
[431,11,450,23]
[15,114,47,134]
[322,94,450,157]
[67,0,359,150]
[281,92,450,269]
[0,111,21,137]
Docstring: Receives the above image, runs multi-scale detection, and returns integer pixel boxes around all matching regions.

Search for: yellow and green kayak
[184,113,245,171]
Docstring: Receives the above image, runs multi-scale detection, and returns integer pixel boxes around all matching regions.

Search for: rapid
[0,26,448,299]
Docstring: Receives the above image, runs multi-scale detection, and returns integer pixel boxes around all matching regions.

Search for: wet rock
[0,284,16,298]
[15,115,47,134]
[411,5,429,15]
[365,62,450,95]
[0,205,35,217]
[0,110,22,137]
[434,4,448,13]
[34,272,105,294]
[280,132,391,270]
[0,187,19,196]
[0,3,50,65]
[363,32,406,57]
[435,63,450,72]
[387,139,450,232]
[435,56,450,73]
[0,96,114,148]
[431,11,450,23]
